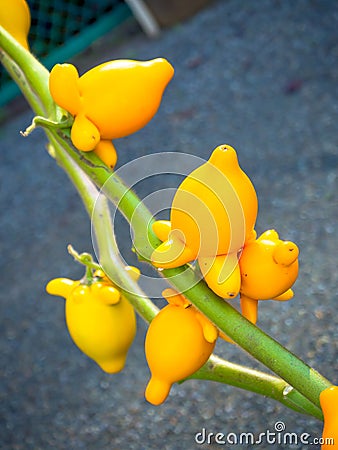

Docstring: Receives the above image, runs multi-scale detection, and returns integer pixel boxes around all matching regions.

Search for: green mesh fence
[0,0,131,106]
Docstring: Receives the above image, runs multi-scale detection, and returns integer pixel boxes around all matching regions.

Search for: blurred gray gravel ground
[1,0,338,449]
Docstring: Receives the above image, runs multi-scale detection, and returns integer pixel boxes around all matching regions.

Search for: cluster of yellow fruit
[48,58,174,169]
[45,266,217,406]
[151,144,299,325]
[46,143,300,406]
[2,2,337,445]
[0,2,174,170]
[145,143,300,404]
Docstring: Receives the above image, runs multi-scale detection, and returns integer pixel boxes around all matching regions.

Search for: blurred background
[1,1,338,449]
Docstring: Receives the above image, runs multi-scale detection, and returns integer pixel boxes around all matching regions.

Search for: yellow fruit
[145,289,217,405]
[70,113,100,151]
[49,58,174,168]
[0,0,30,50]
[151,145,258,298]
[46,267,140,373]
[93,140,118,169]
[320,386,338,450]
[48,63,81,115]
[239,229,299,324]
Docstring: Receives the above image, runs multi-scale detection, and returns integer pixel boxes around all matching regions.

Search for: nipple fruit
[145,289,218,405]
[46,267,139,373]
[239,229,299,324]
[151,144,258,299]
[49,58,174,168]
[0,0,31,50]
[320,385,338,449]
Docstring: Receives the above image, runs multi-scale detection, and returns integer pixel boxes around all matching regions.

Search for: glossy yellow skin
[0,0,30,50]
[151,145,258,298]
[239,229,299,324]
[46,267,140,373]
[49,58,174,168]
[320,386,338,449]
[145,289,217,405]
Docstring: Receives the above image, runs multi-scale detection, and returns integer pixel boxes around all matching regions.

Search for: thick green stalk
[45,131,159,323]
[191,355,323,420]
[50,131,161,259]
[91,194,159,322]
[0,50,44,115]
[0,25,55,116]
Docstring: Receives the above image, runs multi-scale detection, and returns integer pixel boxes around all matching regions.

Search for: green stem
[0,25,55,116]
[67,245,100,268]
[50,131,161,260]
[21,115,73,137]
[91,192,159,322]
[46,130,158,323]
[190,355,323,420]
[0,50,45,115]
